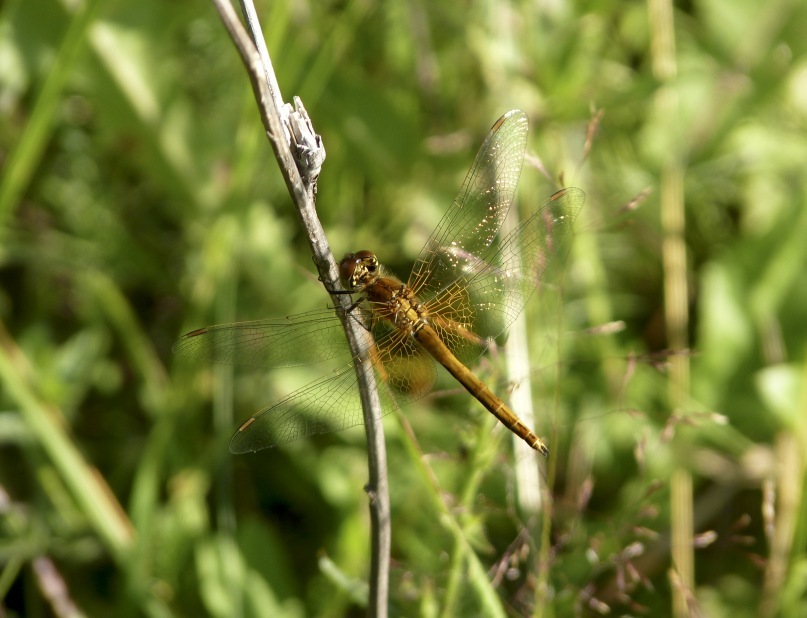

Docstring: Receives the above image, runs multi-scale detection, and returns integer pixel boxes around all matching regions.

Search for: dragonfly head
[339,250,379,291]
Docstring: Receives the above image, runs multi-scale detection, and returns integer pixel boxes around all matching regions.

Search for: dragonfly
[174,110,584,455]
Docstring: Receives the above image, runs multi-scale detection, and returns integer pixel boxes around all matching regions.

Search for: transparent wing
[409,109,529,303]
[174,301,440,396]
[176,116,582,453]
[466,187,584,341]
[175,305,441,452]
[228,340,438,453]
[368,314,438,397]
[425,187,585,364]
[173,308,355,368]
[228,361,382,452]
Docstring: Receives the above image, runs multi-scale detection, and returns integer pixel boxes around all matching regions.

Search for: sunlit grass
[1,0,806,616]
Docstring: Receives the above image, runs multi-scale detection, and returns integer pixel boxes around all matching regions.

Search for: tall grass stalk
[648,0,694,614]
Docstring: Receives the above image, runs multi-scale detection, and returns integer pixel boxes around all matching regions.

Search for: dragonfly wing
[228,328,438,452]
[370,318,438,398]
[464,187,585,343]
[229,360,390,452]
[420,283,491,366]
[419,187,583,366]
[173,307,362,368]
[409,110,529,303]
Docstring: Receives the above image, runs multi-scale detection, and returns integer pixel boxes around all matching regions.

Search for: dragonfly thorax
[175,110,577,456]
[340,250,380,291]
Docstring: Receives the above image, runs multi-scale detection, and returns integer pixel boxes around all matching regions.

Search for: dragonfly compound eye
[176,110,578,457]
[339,254,360,288]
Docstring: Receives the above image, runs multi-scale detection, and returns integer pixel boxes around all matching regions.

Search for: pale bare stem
[619,187,653,215]
[576,107,604,172]
[500,209,542,515]
[236,0,284,113]
[32,556,84,618]
[524,153,554,184]
[648,0,692,615]
[209,2,390,615]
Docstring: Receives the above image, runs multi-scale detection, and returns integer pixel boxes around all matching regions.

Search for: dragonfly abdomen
[414,324,549,455]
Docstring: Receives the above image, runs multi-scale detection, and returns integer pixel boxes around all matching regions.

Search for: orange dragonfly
[174,110,584,455]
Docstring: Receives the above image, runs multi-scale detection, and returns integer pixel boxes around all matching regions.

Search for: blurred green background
[2,0,807,616]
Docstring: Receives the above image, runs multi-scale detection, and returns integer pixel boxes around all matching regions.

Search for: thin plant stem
[760,432,804,617]
[236,0,284,113]
[209,1,390,615]
[441,417,503,617]
[648,0,694,615]
[501,206,543,515]
[0,0,102,224]
[0,321,135,560]
[394,418,506,618]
